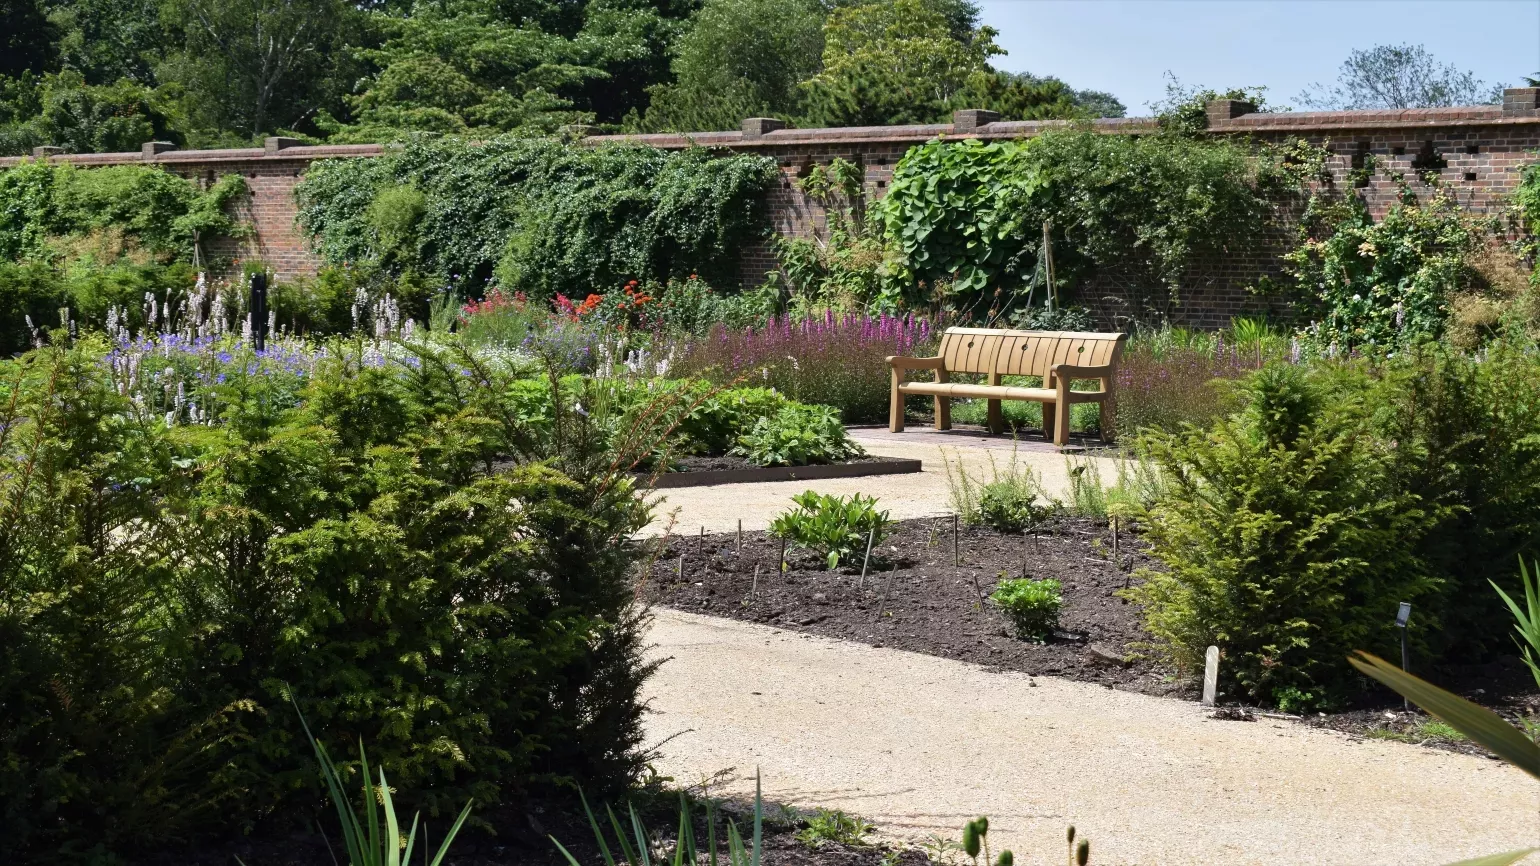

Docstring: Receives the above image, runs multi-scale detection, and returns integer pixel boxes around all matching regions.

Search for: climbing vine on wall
[876,128,1315,317]
[295,136,779,297]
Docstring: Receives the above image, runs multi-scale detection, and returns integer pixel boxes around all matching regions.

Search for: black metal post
[250,272,269,351]
[1396,602,1412,711]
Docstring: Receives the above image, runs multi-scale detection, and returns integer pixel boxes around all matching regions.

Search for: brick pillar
[263,136,303,154]
[1205,99,1257,126]
[741,117,787,139]
[141,141,177,159]
[952,109,1000,133]
[31,146,63,159]
[1504,88,1540,116]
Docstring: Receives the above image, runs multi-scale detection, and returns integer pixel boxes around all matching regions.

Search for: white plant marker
[1202,645,1220,706]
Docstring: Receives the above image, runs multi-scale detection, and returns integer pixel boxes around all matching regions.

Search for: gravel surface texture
[643,608,1539,866]
[644,427,1126,536]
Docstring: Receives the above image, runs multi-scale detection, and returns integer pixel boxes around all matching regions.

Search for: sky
[978,0,1540,114]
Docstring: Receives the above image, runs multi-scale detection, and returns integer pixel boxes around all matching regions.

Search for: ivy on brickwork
[876,128,1319,317]
[1515,161,1540,278]
[0,160,248,263]
[295,136,779,297]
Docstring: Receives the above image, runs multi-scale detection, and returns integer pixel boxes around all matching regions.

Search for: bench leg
[934,396,951,430]
[1041,401,1054,443]
[1054,398,1071,447]
[987,399,1003,434]
[889,371,905,433]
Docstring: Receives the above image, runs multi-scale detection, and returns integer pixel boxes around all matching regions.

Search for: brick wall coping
[4,103,1538,169]
[0,142,385,169]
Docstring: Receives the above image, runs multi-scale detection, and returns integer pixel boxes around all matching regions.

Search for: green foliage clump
[296,137,777,297]
[991,578,1062,641]
[770,490,890,569]
[879,129,1306,316]
[1287,187,1485,351]
[732,402,865,467]
[0,258,199,355]
[795,808,873,848]
[0,159,246,264]
[1131,364,1441,708]
[0,70,180,157]
[0,339,657,859]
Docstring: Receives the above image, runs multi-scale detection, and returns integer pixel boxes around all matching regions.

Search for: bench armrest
[887,355,945,370]
[1050,363,1117,379]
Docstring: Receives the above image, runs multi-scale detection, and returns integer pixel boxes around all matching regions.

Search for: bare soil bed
[644,517,1190,698]
[644,518,1540,756]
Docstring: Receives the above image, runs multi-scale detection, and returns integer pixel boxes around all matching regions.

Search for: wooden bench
[886,327,1128,446]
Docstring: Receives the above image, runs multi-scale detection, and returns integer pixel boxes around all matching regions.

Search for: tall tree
[159,0,353,139]
[641,0,826,131]
[1,0,58,77]
[1297,44,1502,110]
[45,0,163,85]
[798,0,1000,126]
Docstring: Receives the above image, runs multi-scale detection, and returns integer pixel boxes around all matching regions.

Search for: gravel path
[644,608,1540,866]
[646,427,1124,535]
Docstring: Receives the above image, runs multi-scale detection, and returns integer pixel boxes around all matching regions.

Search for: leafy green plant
[1286,187,1486,352]
[990,578,1062,641]
[770,491,890,569]
[292,697,473,866]
[551,773,766,866]
[977,481,1051,535]
[795,808,872,848]
[878,129,1306,316]
[1491,560,1540,690]
[731,403,865,467]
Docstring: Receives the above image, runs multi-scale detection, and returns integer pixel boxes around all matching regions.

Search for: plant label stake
[877,564,898,619]
[698,526,705,559]
[678,553,685,581]
[953,513,960,568]
[1020,534,1029,579]
[1396,601,1412,710]
[751,564,760,600]
[778,536,786,573]
[1111,515,1119,562]
[737,519,743,558]
[859,528,876,590]
[1202,645,1219,706]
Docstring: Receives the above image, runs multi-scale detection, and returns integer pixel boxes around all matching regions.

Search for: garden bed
[645,455,922,488]
[145,795,931,866]
[643,517,1188,697]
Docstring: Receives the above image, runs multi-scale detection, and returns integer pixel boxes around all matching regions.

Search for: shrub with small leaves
[770,491,890,570]
[991,578,1063,641]
[977,481,1051,534]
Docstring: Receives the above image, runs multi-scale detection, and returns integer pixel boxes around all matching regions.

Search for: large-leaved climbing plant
[876,128,1312,317]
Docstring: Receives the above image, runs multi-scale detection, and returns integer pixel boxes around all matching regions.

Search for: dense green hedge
[295,136,779,298]
[1134,345,1540,708]
[0,340,654,860]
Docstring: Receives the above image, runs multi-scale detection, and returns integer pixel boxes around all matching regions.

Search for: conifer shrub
[1130,364,1441,708]
[0,339,658,860]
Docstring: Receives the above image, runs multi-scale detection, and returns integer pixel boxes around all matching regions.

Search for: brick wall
[4,90,1539,329]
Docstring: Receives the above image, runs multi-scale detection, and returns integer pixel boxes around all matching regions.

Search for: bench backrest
[936,327,1127,379]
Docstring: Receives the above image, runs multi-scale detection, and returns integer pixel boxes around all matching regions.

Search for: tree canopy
[1297,43,1504,110]
[0,0,1129,152]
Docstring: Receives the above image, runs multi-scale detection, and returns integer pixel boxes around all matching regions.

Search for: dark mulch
[668,454,892,473]
[142,794,931,866]
[644,517,1190,698]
